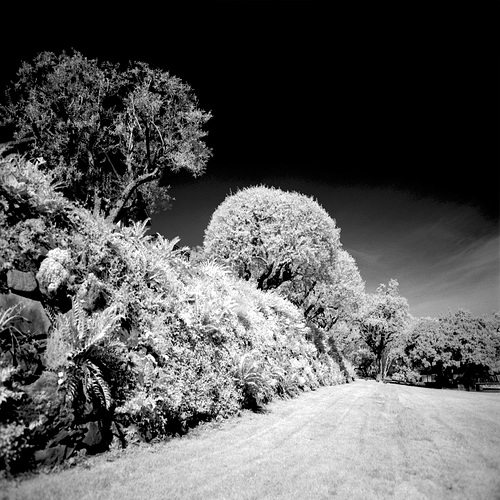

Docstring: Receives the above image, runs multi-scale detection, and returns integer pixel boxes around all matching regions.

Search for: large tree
[357,279,410,379]
[402,310,500,386]
[203,186,341,307]
[0,51,212,223]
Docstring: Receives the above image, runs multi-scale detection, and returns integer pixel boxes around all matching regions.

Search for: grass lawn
[3,380,500,499]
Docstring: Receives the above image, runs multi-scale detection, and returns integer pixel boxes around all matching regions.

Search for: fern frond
[86,361,112,410]
[65,369,80,408]
[56,314,73,343]
[199,260,229,280]
[235,352,265,390]
[85,305,123,349]
[44,303,58,326]
[72,299,88,344]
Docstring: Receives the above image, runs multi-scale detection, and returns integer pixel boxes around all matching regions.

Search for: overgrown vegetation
[0,153,347,476]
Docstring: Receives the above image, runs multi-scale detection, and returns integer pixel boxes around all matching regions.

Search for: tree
[203,186,341,307]
[0,51,212,223]
[402,310,500,386]
[302,248,365,329]
[357,279,409,379]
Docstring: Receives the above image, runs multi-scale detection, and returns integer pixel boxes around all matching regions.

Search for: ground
[4,380,500,499]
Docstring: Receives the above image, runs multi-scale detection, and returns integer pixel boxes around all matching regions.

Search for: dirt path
[5,380,500,499]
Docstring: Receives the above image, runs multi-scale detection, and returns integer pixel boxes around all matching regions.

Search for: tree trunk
[93,191,102,217]
[108,169,159,224]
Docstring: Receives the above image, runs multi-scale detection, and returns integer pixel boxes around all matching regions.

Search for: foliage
[0,154,347,473]
[0,367,53,475]
[396,310,500,386]
[302,249,365,329]
[0,301,43,384]
[203,186,341,312]
[357,279,410,379]
[232,352,269,410]
[51,298,124,414]
[1,50,212,223]
[0,305,25,367]
[0,152,72,273]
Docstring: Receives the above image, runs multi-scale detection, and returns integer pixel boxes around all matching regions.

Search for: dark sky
[2,1,499,318]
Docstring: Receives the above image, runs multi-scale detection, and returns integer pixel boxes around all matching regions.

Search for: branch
[108,167,160,223]
[0,136,36,154]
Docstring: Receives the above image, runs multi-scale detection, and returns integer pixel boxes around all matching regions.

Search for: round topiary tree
[203,186,341,305]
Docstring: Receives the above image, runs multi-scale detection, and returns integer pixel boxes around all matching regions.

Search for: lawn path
[5,380,500,499]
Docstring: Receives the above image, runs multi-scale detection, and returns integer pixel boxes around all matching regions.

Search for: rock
[34,445,72,467]
[83,421,103,450]
[82,420,112,454]
[0,292,51,337]
[7,269,38,293]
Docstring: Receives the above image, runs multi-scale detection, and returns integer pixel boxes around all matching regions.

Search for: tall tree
[357,279,409,379]
[0,51,212,223]
[203,186,341,307]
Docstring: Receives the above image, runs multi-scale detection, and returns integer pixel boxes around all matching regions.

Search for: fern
[198,260,229,280]
[52,298,123,413]
[233,352,268,409]
[86,304,123,350]
[72,298,87,344]
[82,360,112,411]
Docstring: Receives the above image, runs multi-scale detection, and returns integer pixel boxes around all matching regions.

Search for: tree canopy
[0,51,212,223]
[203,186,342,311]
[401,310,500,384]
[301,248,365,329]
[357,279,410,379]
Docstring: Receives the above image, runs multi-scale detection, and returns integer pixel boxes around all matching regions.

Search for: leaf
[85,305,123,349]
[72,299,88,344]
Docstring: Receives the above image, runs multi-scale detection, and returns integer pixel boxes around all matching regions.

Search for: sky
[1,1,499,318]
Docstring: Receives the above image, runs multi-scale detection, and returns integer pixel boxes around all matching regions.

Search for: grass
[3,380,500,499]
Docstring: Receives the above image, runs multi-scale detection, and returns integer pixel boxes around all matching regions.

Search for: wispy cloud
[402,234,499,317]
[336,188,499,318]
